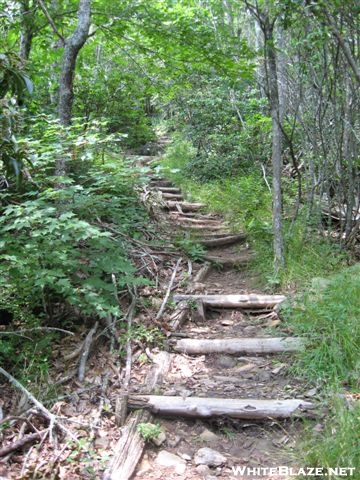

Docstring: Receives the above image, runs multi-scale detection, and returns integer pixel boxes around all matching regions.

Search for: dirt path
[123,160,314,480]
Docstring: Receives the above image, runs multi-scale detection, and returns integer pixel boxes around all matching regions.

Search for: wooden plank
[128,395,314,420]
[174,337,304,354]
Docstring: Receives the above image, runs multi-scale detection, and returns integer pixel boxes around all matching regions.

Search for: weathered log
[149,180,173,187]
[157,187,182,193]
[103,351,172,480]
[174,337,304,355]
[165,201,206,212]
[171,216,222,225]
[173,294,286,309]
[199,233,247,248]
[179,224,227,231]
[128,395,314,420]
[161,193,184,200]
[103,410,151,480]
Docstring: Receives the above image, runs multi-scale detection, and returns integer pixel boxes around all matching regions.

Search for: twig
[261,163,272,193]
[78,322,98,382]
[0,327,74,336]
[156,258,182,320]
[0,367,77,442]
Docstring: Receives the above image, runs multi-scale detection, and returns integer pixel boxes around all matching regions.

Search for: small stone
[199,428,219,443]
[243,326,258,335]
[179,452,192,461]
[215,355,237,369]
[152,430,166,446]
[305,388,318,397]
[194,447,227,467]
[196,464,211,476]
[155,450,186,474]
[221,319,233,326]
[136,456,151,475]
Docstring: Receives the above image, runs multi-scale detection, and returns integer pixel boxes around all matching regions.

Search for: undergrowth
[160,136,346,290]
[0,117,152,384]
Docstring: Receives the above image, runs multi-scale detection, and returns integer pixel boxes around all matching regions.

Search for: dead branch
[78,321,98,382]
[156,257,182,320]
[0,367,77,442]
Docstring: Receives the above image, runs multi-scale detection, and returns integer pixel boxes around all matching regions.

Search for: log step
[162,193,184,200]
[174,337,304,355]
[150,180,174,187]
[173,294,286,309]
[156,187,182,194]
[171,216,222,225]
[199,233,247,248]
[165,201,206,211]
[129,395,314,420]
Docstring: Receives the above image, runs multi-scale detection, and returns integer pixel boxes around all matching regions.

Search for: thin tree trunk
[56,0,91,177]
[263,13,285,271]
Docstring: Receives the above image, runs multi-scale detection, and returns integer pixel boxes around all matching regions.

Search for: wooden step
[171,216,222,225]
[165,201,206,212]
[173,337,304,354]
[149,179,173,187]
[129,395,314,420]
[161,193,184,200]
[173,294,286,309]
[156,186,182,193]
[199,233,247,248]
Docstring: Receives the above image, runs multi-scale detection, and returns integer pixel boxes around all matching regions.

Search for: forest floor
[0,148,317,480]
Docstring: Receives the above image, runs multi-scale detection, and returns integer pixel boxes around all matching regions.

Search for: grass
[282,263,360,387]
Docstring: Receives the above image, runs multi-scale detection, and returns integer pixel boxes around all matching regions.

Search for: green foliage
[175,236,206,261]
[299,398,360,478]
[282,264,360,387]
[137,422,162,441]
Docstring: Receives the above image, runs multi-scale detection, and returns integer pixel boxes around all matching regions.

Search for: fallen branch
[0,431,47,457]
[156,258,182,320]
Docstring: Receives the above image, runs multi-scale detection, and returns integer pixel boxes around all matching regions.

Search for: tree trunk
[263,12,285,271]
[56,0,91,176]
[19,0,35,62]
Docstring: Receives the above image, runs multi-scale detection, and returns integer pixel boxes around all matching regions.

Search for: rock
[199,428,219,443]
[136,455,151,475]
[152,430,167,446]
[179,452,192,461]
[243,325,258,335]
[155,450,186,474]
[194,447,227,467]
[305,387,318,397]
[215,355,237,369]
[196,464,211,476]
